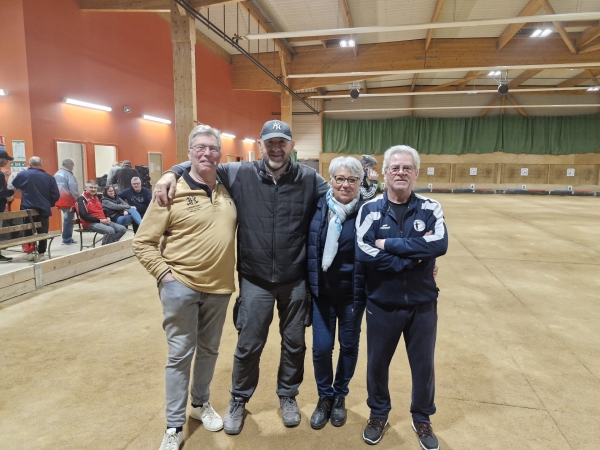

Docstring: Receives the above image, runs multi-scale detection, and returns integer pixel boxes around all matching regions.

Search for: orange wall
[2,0,279,230]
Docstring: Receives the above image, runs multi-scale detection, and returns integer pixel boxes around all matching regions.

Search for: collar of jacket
[380,190,417,214]
[257,158,295,183]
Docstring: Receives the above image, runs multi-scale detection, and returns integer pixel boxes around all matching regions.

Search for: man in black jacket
[115,160,139,193]
[11,156,60,261]
[154,120,329,435]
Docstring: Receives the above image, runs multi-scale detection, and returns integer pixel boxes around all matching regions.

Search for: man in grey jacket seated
[154,120,329,435]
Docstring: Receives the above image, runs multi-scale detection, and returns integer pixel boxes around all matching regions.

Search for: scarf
[321,188,360,271]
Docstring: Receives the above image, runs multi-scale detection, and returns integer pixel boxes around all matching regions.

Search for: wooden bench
[70,207,103,251]
[0,209,61,261]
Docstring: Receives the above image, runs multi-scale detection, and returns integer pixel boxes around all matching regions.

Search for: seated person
[118,177,151,232]
[101,185,142,230]
[75,181,127,245]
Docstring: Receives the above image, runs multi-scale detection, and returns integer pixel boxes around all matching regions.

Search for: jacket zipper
[272,184,278,282]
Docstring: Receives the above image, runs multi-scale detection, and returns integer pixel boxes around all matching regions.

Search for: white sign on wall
[427,167,434,175]
[469,168,477,176]
[566,168,575,177]
[521,168,529,176]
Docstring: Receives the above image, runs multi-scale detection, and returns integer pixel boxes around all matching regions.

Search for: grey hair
[85,180,98,186]
[30,156,42,167]
[131,177,141,183]
[328,156,364,179]
[360,154,377,168]
[62,158,74,167]
[382,145,420,172]
[189,124,222,149]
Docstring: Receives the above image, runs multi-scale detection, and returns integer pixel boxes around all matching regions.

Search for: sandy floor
[1,194,599,450]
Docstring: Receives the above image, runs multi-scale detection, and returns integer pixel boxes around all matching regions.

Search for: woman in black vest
[307,156,366,430]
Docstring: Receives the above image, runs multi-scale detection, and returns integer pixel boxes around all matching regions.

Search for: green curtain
[323,115,600,155]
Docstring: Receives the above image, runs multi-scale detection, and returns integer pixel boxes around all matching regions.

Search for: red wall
[1,0,279,230]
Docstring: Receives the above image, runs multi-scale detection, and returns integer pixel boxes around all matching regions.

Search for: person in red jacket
[75,180,126,245]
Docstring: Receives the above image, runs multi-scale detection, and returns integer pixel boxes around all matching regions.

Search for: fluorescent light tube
[494,71,501,76]
[64,98,111,111]
[488,71,495,76]
[531,29,542,37]
[348,40,355,47]
[142,114,171,124]
[587,87,600,91]
[340,40,348,47]
[540,29,552,37]
[222,133,236,138]
[243,138,256,143]
[0,89,6,96]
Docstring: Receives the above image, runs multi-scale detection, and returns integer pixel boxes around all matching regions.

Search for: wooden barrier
[0,239,134,304]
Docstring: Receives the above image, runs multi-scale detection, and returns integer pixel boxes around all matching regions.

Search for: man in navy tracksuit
[355,145,448,449]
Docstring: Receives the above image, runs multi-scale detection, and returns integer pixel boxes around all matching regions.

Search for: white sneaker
[159,428,184,450]
[25,253,35,261]
[190,401,224,431]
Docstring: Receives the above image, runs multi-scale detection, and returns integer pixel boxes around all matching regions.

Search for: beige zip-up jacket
[133,173,237,294]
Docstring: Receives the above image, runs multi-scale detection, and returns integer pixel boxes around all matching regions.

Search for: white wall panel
[292,103,322,159]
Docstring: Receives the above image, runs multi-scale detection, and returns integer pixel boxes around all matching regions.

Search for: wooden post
[171,0,197,163]
[281,85,292,129]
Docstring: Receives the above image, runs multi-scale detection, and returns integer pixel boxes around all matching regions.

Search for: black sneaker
[330,396,346,427]
[0,254,13,262]
[412,421,439,450]
[363,417,388,445]
[310,397,333,430]
[280,396,301,427]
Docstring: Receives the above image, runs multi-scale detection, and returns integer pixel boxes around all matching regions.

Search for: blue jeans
[159,278,231,427]
[312,295,365,399]
[60,208,74,242]
[84,222,127,245]
[116,209,142,227]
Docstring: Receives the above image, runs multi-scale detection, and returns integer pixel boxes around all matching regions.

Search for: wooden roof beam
[425,72,487,91]
[586,69,599,86]
[480,98,500,117]
[339,0,357,57]
[579,42,600,53]
[425,0,446,51]
[79,0,240,11]
[497,0,542,50]
[506,95,527,116]
[508,69,543,89]
[457,71,478,90]
[538,0,577,53]
[578,24,600,47]
[411,74,419,92]
[557,70,588,88]
[239,1,295,61]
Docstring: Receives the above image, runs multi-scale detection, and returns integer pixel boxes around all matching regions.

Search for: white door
[94,145,117,179]
[56,141,85,196]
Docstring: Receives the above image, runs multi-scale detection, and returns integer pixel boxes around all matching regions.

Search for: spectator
[0,150,15,262]
[106,161,121,189]
[133,125,237,450]
[75,180,126,245]
[12,156,60,261]
[101,185,142,231]
[118,177,151,232]
[54,158,79,245]
[116,160,139,193]
[307,156,366,430]
[355,145,448,448]
[359,155,379,200]
[154,119,329,435]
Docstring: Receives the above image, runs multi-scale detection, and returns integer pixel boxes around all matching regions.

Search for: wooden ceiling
[80,0,600,117]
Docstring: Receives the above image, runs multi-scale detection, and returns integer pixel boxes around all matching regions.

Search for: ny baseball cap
[0,150,14,161]
[260,120,292,141]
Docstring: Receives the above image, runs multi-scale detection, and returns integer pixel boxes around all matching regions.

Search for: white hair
[131,177,141,183]
[328,156,363,179]
[383,145,420,172]
[189,124,221,149]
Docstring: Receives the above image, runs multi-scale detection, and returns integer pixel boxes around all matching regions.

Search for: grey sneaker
[280,396,301,427]
[412,421,439,450]
[223,396,246,435]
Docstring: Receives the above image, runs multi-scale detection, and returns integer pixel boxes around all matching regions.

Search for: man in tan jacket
[133,125,237,450]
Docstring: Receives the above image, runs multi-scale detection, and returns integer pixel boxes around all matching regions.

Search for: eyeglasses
[332,176,359,185]
[387,165,415,175]
[190,145,221,154]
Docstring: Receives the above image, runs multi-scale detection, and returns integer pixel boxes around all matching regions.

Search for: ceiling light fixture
[587,87,600,91]
[0,89,7,96]
[488,71,501,77]
[530,29,543,37]
[540,29,552,37]
[243,138,256,143]
[142,114,171,124]
[339,39,355,48]
[222,133,236,139]
[64,98,111,112]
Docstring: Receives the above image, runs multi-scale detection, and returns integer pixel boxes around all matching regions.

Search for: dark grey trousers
[231,276,308,400]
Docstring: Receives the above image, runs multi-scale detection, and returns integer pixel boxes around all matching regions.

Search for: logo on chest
[413,219,426,232]
[380,224,390,230]
[185,196,202,212]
